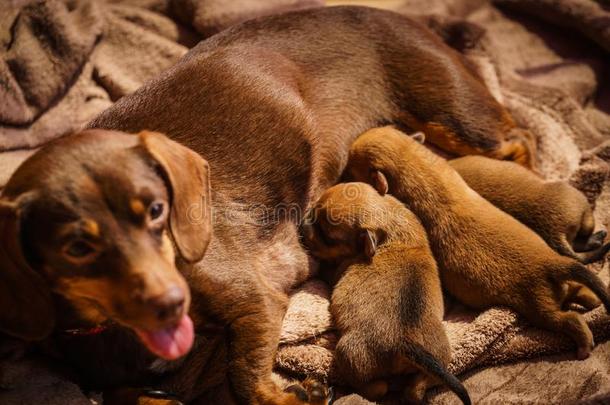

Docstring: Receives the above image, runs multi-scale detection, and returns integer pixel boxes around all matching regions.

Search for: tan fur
[130,199,146,217]
[302,183,469,404]
[344,126,610,360]
[449,156,609,264]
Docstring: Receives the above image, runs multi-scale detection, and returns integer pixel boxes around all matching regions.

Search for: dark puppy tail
[404,342,471,405]
[562,262,610,312]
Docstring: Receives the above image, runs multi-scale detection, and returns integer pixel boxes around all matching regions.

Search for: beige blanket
[0,0,609,403]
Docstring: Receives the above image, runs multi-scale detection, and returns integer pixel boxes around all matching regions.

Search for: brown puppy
[449,156,610,264]
[302,183,470,404]
[2,5,534,404]
[344,126,610,360]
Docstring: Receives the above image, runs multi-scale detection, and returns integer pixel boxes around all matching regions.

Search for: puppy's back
[450,156,593,256]
[332,245,447,382]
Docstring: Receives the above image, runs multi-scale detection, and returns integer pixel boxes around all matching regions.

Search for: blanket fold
[0,0,102,129]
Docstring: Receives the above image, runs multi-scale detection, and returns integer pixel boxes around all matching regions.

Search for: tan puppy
[343,126,610,360]
[301,183,470,404]
[449,156,609,264]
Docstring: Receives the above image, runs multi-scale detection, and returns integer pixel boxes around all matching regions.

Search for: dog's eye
[65,240,95,259]
[149,201,165,221]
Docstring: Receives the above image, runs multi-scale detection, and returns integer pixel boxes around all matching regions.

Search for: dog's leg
[402,372,430,404]
[572,214,608,262]
[492,128,537,170]
[529,300,594,360]
[228,285,320,405]
[360,380,389,400]
[579,230,607,251]
[413,121,536,170]
[153,332,230,402]
[564,282,602,311]
[572,210,597,252]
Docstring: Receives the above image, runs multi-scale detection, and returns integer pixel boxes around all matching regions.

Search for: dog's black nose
[150,287,185,323]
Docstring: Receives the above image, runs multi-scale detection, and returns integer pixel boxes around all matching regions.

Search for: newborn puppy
[449,156,609,264]
[344,126,610,359]
[302,183,470,405]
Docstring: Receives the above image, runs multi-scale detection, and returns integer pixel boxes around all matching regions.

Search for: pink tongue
[135,315,194,360]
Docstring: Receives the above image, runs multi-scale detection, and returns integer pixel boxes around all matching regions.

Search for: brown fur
[449,156,610,264]
[1,5,535,404]
[344,126,610,360]
[302,183,469,404]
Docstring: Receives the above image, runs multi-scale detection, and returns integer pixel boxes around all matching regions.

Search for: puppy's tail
[403,342,471,405]
[561,262,610,312]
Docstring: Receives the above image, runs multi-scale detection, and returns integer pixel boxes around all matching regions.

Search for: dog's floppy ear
[360,229,377,259]
[371,170,389,196]
[0,194,55,340]
[411,131,426,144]
[139,131,212,263]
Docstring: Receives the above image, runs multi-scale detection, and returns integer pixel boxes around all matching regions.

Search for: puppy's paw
[284,383,310,402]
[589,230,607,247]
[577,334,594,360]
[285,378,332,405]
[303,378,332,404]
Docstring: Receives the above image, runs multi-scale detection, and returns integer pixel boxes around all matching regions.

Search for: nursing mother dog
[0,6,533,405]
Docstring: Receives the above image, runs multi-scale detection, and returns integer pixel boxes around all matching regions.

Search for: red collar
[62,325,108,336]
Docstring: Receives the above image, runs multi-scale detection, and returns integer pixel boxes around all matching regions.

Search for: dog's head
[0,129,212,360]
[301,182,389,262]
[343,127,427,197]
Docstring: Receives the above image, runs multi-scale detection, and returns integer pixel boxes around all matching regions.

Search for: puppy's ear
[139,131,212,263]
[0,194,55,340]
[411,132,425,144]
[360,229,377,259]
[371,170,389,196]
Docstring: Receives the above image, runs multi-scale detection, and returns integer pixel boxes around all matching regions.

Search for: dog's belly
[256,223,318,294]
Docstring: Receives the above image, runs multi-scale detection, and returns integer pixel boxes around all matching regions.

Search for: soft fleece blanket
[0,0,609,404]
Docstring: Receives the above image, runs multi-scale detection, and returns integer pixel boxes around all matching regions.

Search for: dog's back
[89,6,525,208]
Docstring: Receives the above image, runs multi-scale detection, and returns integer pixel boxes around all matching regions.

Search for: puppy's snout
[148,286,185,323]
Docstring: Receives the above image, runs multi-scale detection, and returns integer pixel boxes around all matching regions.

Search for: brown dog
[449,156,610,264]
[1,5,534,404]
[344,126,610,360]
[302,183,470,404]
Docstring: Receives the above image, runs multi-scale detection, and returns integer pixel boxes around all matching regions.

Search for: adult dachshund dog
[0,6,535,404]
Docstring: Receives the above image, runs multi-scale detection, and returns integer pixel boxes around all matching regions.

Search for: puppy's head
[343,127,426,196]
[301,183,389,262]
[0,129,212,360]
